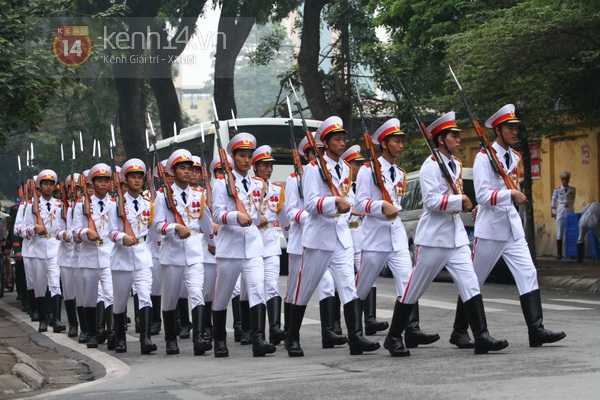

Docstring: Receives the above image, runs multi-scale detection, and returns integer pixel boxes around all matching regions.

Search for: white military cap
[227,132,257,156]
[36,169,58,186]
[315,116,345,143]
[341,145,366,163]
[166,149,193,175]
[191,156,202,168]
[65,173,80,187]
[209,155,232,173]
[89,163,112,180]
[427,111,462,137]
[484,104,520,128]
[298,131,323,157]
[153,160,168,178]
[372,118,405,145]
[121,158,146,181]
[252,145,275,165]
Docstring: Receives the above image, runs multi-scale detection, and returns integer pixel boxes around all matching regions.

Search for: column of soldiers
[9,102,565,359]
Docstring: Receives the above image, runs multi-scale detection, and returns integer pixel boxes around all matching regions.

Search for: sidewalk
[1,257,599,398]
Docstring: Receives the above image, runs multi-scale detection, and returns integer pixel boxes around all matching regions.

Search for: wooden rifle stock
[112,171,136,238]
[363,133,393,203]
[201,165,212,209]
[305,130,341,197]
[59,182,68,220]
[145,171,157,201]
[79,174,99,234]
[218,147,248,215]
[28,180,46,229]
[156,161,187,226]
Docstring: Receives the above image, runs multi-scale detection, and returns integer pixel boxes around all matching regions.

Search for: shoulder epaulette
[310,161,317,166]
[76,199,82,203]
[430,155,437,162]
[480,149,487,154]
[272,181,284,188]
[216,176,224,180]
[110,198,116,202]
[251,176,264,181]
[364,162,371,168]
[158,188,165,192]
[191,186,202,192]
[398,166,406,174]
[554,186,560,190]
[453,156,462,162]
[342,160,351,168]
[511,149,521,157]
[290,172,297,178]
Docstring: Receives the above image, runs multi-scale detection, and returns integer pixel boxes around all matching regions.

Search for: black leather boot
[150,295,162,335]
[77,306,88,343]
[283,300,291,349]
[36,297,48,332]
[231,295,243,342]
[556,239,563,260]
[139,306,157,354]
[319,297,348,348]
[520,289,566,347]
[203,301,213,341]
[266,296,285,345]
[45,290,54,326]
[286,304,306,357]
[64,299,78,337]
[577,242,584,263]
[28,290,39,321]
[383,301,413,357]
[404,302,439,348]
[343,299,380,355]
[133,293,140,333]
[212,309,229,358]
[364,288,389,336]
[52,295,67,333]
[239,300,252,345]
[85,307,98,348]
[250,303,276,357]
[192,305,212,355]
[333,292,343,335]
[163,310,179,355]
[105,305,115,350]
[177,298,192,339]
[113,312,127,353]
[464,294,508,354]
[449,296,475,349]
[96,301,107,344]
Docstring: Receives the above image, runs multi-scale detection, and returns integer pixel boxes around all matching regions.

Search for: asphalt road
[4,276,595,400]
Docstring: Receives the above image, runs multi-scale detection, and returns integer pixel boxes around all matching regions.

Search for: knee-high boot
[85,307,98,348]
[139,306,157,354]
[162,309,179,355]
[520,289,566,347]
[266,296,285,345]
[239,300,252,345]
[333,292,343,335]
[286,304,306,357]
[383,301,413,357]
[52,295,66,333]
[96,301,106,344]
[404,302,439,348]
[64,299,78,337]
[113,312,127,353]
[133,293,140,333]
[449,296,474,348]
[150,295,162,335]
[35,297,48,332]
[192,305,212,355]
[177,298,192,339]
[343,299,380,355]
[203,301,213,341]
[556,239,563,260]
[250,303,276,357]
[105,304,115,350]
[577,242,585,263]
[212,309,229,358]
[77,306,88,343]
[464,294,509,354]
[364,287,389,335]
[28,290,39,321]
[231,295,243,342]
[319,297,348,348]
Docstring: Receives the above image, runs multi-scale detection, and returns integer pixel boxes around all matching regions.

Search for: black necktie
[448,160,456,174]
[98,200,104,213]
[504,152,511,169]
[133,199,139,212]
[46,202,51,212]
[352,182,356,193]
[181,191,187,204]
[389,166,396,182]
[335,164,341,179]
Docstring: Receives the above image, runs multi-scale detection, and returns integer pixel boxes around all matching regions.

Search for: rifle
[288,79,341,197]
[17,155,23,201]
[395,78,460,195]
[70,141,77,218]
[199,121,212,209]
[59,143,68,221]
[28,179,46,232]
[110,126,137,239]
[79,173,98,234]
[448,65,517,190]
[211,98,248,215]
[155,156,186,226]
[286,96,303,198]
[146,115,159,200]
[355,87,393,204]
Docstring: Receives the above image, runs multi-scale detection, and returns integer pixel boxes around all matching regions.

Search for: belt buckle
[95,239,103,246]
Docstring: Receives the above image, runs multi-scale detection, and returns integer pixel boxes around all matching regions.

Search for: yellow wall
[458,126,599,256]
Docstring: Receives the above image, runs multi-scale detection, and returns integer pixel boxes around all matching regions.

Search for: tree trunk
[149,62,183,140]
[519,131,537,264]
[113,69,147,161]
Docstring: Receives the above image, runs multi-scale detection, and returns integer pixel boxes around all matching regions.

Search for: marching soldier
[353,120,439,354]
[451,105,566,348]
[153,149,214,355]
[211,133,276,358]
[252,145,288,345]
[389,112,508,356]
[551,171,576,259]
[286,116,380,357]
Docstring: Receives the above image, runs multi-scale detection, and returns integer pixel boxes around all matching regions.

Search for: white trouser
[318,269,336,301]
[60,267,77,301]
[472,237,539,295]
[203,262,217,303]
[31,257,61,298]
[402,245,480,304]
[112,269,152,314]
[23,257,33,290]
[293,239,358,306]
[213,257,265,311]
[96,267,113,306]
[231,275,241,298]
[150,257,161,296]
[264,255,280,301]
[81,268,101,307]
[356,249,412,300]
[161,263,204,311]
[286,253,301,303]
[73,268,84,307]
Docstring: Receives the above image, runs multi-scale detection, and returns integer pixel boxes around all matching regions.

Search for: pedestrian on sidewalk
[551,171,576,260]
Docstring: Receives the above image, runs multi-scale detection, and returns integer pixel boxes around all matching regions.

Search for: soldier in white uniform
[577,202,600,262]
[108,159,157,354]
[23,170,66,333]
[211,133,276,358]
[72,163,116,348]
[353,120,439,355]
[551,171,576,259]
[154,149,214,356]
[391,112,508,356]
[252,145,289,345]
[451,105,565,348]
[286,116,380,357]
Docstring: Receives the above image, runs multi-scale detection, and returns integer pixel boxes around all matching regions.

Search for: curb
[0,347,46,395]
[538,276,600,294]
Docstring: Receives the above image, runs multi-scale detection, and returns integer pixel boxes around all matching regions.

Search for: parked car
[381,167,513,284]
